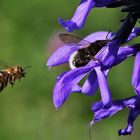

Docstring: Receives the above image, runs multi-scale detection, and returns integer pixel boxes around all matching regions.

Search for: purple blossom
[90,96,140,135]
[59,0,140,32]
[47,29,140,109]
[58,0,117,32]
[50,0,140,137]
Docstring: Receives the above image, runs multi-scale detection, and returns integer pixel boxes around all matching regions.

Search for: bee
[0,65,30,92]
[59,33,110,69]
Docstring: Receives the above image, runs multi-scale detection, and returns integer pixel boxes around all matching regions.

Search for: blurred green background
[0,0,139,140]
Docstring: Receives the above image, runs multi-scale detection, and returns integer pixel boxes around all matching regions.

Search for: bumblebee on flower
[47,27,140,107]
[48,0,140,137]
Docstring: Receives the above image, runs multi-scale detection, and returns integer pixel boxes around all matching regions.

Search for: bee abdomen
[0,71,9,91]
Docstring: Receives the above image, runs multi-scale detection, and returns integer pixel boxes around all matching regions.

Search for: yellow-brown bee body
[0,66,26,91]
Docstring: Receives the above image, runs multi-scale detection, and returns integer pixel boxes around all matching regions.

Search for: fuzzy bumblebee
[0,66,26,91]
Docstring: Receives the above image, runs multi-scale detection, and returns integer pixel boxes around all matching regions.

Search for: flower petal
[114,44,139,65]
[53,60,99,109]
[132,51,140,96]
[58,18,79,32]
[57,71,82,93]
[47,44,81,66]
[91,96,137,124]
[58,0,95,32]
[82,70,98,96]
[92,102,124,122]
[127,27,140,42]
[94,66,112,106]
[91,101,103,112]
[118,97,140,136]
[84,31,114,42]
[72,85,82,93]
[95,40,119,68]
[118,125,133,136]
[95,39,138,69]
[58,0,117,32]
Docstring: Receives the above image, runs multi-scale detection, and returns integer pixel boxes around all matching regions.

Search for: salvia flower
[47,28,140,109]
[91,96,140,135]
[90,44,140,136]
[58,0,117,32]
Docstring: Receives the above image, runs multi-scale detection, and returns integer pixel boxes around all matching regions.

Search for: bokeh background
[0,0,140,140]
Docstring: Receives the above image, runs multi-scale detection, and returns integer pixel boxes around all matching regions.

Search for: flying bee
[59,33,111,69]
[0,65,31,92]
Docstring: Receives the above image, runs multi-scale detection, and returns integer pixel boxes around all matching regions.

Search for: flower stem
[113,13,138,45]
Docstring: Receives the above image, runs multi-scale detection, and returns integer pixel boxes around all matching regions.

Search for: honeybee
[59,33,110,69]
[0,65,30,92]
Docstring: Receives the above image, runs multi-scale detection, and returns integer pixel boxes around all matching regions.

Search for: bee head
[14,66,26,78]
[15,65,31,78]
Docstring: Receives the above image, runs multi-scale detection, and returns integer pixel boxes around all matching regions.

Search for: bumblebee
[0,66,26,91]
[59,33,110,69]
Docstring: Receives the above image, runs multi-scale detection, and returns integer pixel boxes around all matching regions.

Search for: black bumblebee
[59,33,110,69]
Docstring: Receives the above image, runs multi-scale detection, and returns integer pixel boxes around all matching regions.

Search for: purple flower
[58,0,117,32]
[89,48,140,136]
[47,29,140,109]
[90,96,140,135]
[58,0,140,32]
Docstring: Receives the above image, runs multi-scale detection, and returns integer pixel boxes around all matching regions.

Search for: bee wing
[59,33,90,46]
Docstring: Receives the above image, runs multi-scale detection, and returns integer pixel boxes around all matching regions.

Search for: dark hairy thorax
[73,40,109,68]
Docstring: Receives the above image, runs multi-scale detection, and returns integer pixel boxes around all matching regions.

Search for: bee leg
[10,76,15,87]
[10,81,15,87]
[18,77,22,82]
[20,73,26,80]
[94,57,102,64]
[0,82,4,91]
[23,72,27,77]
[11,75,16,86]
[19,74,25,82]
[91,57,100,64]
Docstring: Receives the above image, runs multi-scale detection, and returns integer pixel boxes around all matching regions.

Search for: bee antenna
[24,65,32,70]
[106,30,112,40]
